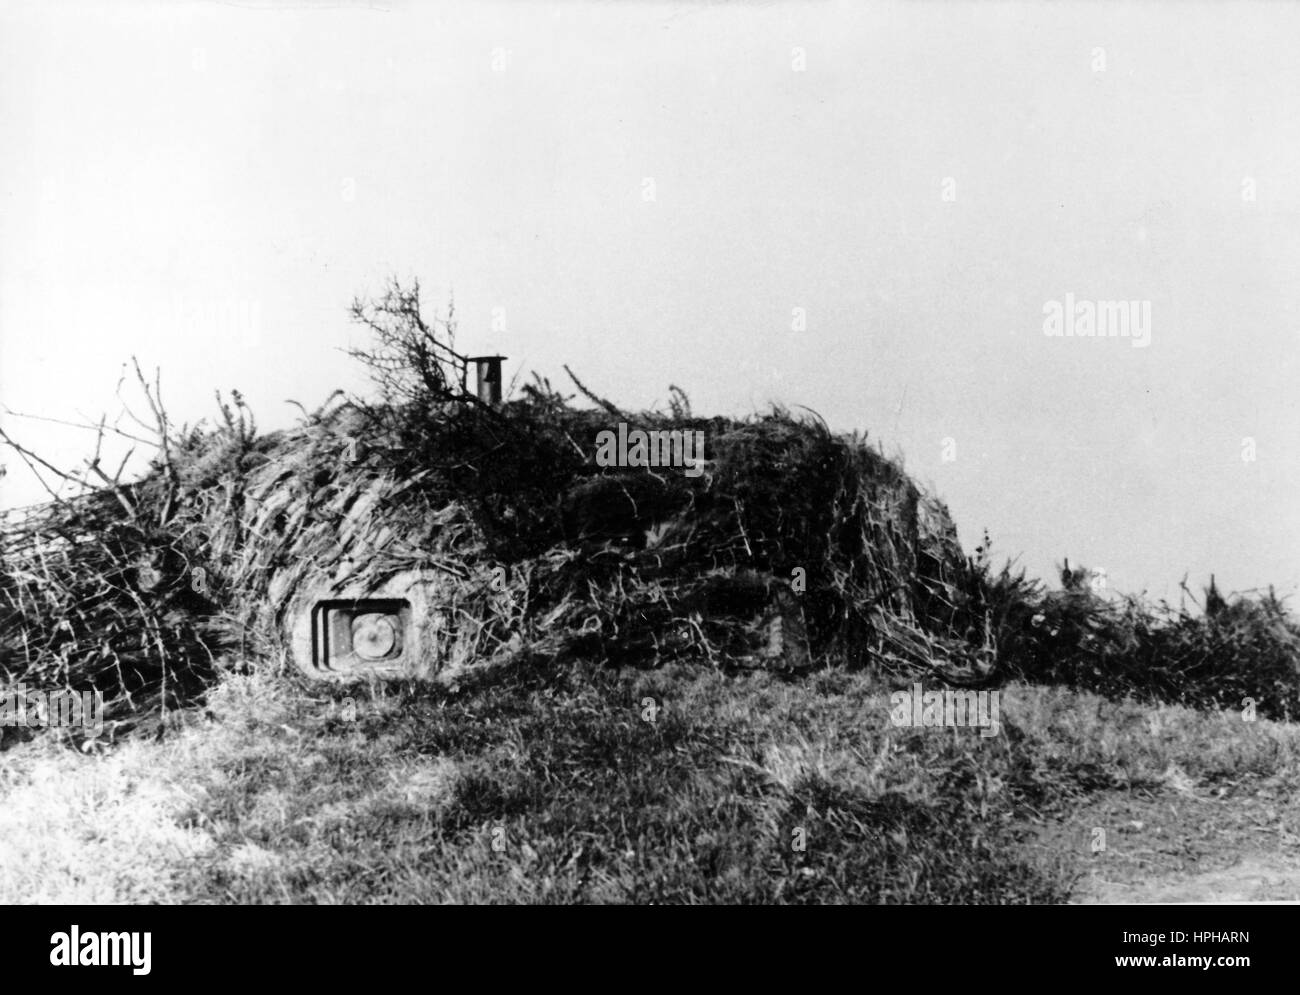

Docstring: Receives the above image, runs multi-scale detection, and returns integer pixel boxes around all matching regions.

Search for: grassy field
[3,654,1298,904]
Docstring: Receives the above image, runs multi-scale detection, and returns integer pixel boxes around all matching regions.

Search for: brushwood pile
[0,382,991,733]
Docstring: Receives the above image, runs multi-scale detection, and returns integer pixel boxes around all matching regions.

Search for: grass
[0,735,214,903]
[4,655,1297,904]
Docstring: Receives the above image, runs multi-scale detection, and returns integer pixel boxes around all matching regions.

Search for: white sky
[2,0,1298,603]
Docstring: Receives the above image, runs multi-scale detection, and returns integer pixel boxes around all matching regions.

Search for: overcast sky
[2,0,1297,604]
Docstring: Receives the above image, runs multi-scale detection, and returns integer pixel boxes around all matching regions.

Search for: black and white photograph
[0,0,1297,937]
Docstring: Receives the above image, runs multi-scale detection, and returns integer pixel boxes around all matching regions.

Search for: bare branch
[0,406,157,447]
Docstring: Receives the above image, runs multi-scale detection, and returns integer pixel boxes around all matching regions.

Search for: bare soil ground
[1033,773,1300,902]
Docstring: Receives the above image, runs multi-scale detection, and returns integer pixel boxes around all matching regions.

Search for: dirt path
[1036,769,1300,903]
[1076,855,1300,903]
